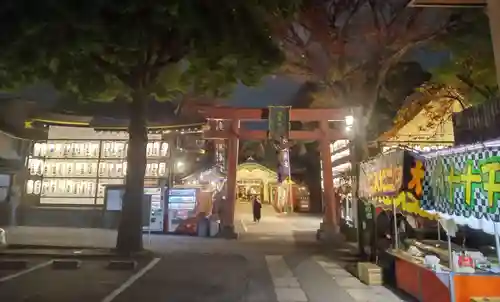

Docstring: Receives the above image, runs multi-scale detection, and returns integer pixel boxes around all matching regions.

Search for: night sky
[0,76,303,131]
[0,49,442,133]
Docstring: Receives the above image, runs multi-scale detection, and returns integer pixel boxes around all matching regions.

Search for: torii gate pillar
[318,120,339,236]
[219,119,240,238]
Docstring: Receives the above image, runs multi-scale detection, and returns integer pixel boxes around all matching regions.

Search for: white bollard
[0,228,6,247]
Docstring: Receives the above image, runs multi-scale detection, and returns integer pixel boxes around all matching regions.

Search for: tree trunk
[116,91,148,254]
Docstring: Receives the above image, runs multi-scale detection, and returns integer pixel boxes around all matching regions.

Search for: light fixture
[176,161,184,168]
[345,115,354,127]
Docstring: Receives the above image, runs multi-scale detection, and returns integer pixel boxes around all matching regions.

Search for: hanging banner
[359,150,425,199]
[421,147,500,222]
[278,149,291,183]
[268,106,291,141]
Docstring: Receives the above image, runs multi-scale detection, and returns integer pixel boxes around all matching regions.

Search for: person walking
[252,196,262,223]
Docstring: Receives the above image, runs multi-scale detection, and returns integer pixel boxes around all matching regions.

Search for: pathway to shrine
[193,105,353,238]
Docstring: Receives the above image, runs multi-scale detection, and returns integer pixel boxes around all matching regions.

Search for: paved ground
[0,205,414,302]
[0,258,150,302]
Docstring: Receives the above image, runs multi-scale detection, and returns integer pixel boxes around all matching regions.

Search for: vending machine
[104,186,165,233]
[143,187,164,232]
[166,188,197,234]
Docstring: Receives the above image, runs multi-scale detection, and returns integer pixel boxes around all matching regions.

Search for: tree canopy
[275,0,453,111]
[371,61,431,138]
[271,0,459,159]
[430,9,497,105]
[0,0,300,252]
[0,0,299,100]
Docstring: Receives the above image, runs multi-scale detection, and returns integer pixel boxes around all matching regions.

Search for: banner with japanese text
[421,147,500,222]
[268,106,291,141]
[359,149,428,217]
[277,149,291,183]
[359,149,424,199]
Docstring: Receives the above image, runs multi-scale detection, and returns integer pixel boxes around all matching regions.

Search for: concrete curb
[0,245,156,259]
[52,259,81,270]
[0,259,28,270]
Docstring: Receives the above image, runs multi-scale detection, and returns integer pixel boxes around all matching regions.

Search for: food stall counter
[390,249,452,302]
[390,247,500,302]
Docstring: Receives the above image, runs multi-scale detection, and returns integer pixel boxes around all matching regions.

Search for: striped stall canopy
[421,146,500,223]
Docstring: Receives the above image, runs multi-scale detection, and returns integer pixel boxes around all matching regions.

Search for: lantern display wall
[27,127,171,205]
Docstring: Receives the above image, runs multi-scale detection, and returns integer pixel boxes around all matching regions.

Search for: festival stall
[359,149,435,261]
[389,142,500,302]
[398,142,500,302]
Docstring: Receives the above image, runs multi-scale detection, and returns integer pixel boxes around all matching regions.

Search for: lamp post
[348,107,368,259]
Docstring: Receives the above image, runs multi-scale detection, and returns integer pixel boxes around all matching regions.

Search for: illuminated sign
[359,150,424,198]
[365,166,403,195]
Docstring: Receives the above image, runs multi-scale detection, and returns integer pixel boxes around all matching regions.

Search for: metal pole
[494,222,500,266]
[438,221,441,242]
[148,203,152,246]
[287,149,293,213]
[392,198,398,250]
[448,234,454,271]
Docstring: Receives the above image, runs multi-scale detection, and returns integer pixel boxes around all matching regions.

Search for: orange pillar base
[316,121,343,241]
[220,119,239,239]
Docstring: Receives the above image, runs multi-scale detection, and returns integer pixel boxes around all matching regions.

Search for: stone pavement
[1,211,413,301]
[266,255,308,302]
[313,256,408,302]
[0,250,413,301]
[235,202,322,239]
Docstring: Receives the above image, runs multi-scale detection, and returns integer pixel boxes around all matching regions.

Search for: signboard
[421,147,500,222]
[106,188,124,211]
[453,98,500,146]
[268,106,291,141]
[359,150,424,199]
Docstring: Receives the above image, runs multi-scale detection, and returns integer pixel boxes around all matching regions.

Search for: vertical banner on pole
[279,150,291,182]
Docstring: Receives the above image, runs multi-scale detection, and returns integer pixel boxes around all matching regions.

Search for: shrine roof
[27,100,205,131]
[409,0,485,6]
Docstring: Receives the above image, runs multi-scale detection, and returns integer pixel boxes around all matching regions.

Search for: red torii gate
[193,105,350,238]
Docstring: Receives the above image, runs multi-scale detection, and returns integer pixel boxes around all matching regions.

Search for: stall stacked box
[357,262,382,285]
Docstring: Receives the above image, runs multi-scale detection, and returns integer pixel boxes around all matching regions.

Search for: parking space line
[0,261,52,283]
[240,219,248,233]
[101,257,161,302]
